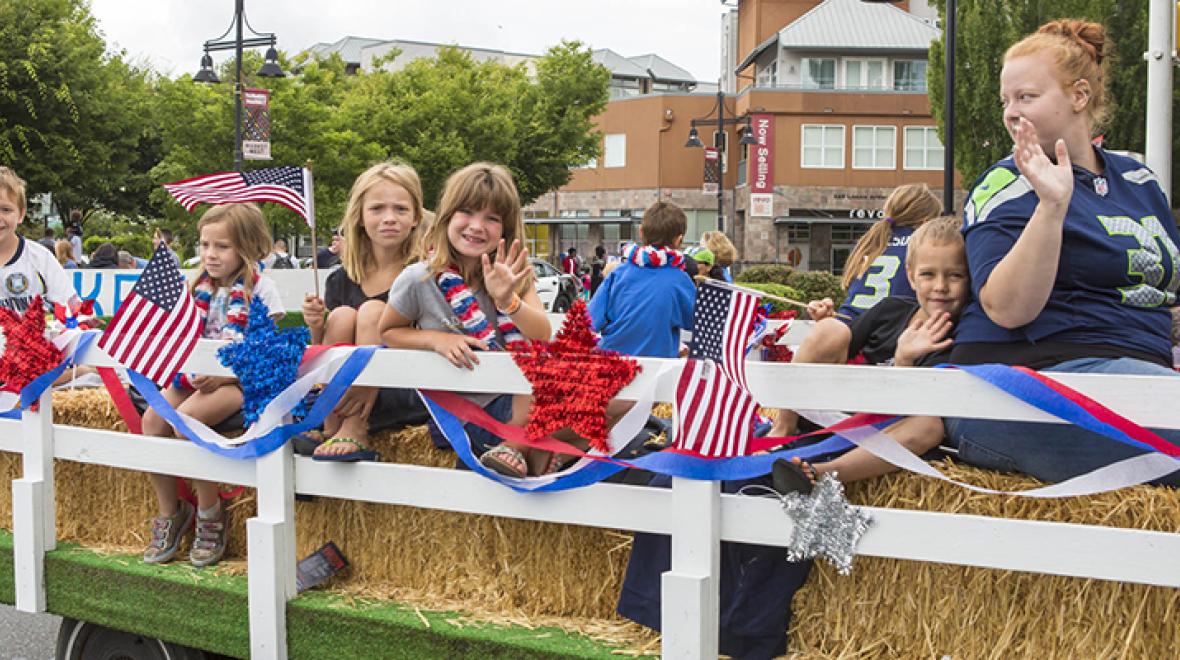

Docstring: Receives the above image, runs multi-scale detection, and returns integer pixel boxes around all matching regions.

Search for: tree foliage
[927,0,1178,200]
[0,0,157,217]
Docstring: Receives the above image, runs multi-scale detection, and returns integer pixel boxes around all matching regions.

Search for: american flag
[673,281,762,457]
[97,244,202,387]
[163,166,314,228]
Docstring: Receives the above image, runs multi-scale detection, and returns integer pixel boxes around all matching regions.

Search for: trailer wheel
[56,618,209,660]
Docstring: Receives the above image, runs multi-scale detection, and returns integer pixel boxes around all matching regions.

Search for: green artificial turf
[0,529,13,605]
[0,530,623,658]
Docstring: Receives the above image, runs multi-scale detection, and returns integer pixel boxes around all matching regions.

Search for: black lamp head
[684,126,704,148]
[257,46,285,78]
[193,52,220,84]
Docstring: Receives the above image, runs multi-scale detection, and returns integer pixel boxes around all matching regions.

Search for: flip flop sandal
[292,430,326,456]
[544,453,574,476]
[479,444,528,478]
[772,458,815,495]
[311,437,380,462]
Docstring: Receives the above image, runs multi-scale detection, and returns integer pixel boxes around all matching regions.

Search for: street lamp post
[193,0,285,172]
[684,90,758,234]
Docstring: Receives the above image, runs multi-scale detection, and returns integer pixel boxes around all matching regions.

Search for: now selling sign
[748,113,774,217]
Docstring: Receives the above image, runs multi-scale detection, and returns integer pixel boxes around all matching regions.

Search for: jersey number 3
[849,255,900,309]
[1098,215,1180,307]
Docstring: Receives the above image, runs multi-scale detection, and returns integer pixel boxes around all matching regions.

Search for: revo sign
[749,113,774,195]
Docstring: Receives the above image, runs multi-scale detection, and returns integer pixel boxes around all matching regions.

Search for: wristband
[504,295,523,315]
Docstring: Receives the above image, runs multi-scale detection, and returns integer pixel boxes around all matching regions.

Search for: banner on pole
[748,113,775,217]
[242,88,272,161]
[703,147,720,195]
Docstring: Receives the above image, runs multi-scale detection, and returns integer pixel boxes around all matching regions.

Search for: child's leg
[768,318,853,436]
[176,385,244,511]
[145,386,194,516]
[317,301,385,457]
[806,415,944,484]
[317,306,359,437]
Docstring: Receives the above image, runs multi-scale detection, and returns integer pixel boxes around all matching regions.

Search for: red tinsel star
[0,296,63,394]
[509,299,641,452]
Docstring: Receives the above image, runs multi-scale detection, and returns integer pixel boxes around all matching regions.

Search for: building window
[604,133,626,168]
[559,209,591,218]
[609,77,641,99]
[801,58,835,89]
[756,60,778,87]
[844,58,885,89]
[785,222,810,242]
[801,124,845,169]
[893,60,928,92]
[602,209,624,217]
[852,126,896,169]
[904,126,945,170]
[831,222,871,275]
[574,156,597,169]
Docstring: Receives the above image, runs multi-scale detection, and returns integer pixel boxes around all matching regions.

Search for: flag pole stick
[305,160,320,300]
[707,279,852,321]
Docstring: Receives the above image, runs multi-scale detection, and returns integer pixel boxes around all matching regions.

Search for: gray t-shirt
[387,261,505,406]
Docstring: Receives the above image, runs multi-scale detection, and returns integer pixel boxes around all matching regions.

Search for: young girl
[300,162,428,460]
[767,182,942,436]
[140,203,282,567]
[379,162,552,478]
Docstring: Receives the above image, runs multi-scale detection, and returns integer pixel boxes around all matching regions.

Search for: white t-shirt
[200,275,284,340]
[69,235,82,262]
[0,237,78,313]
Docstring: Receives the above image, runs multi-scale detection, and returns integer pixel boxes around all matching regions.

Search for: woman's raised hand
[1012,117,1073,209]
[482,239,530,309]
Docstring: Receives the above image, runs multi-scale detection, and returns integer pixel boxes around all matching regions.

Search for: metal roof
[591,49,649,78]
[304,37,388,65]
[627,53,697,83]
[776,0,940,52]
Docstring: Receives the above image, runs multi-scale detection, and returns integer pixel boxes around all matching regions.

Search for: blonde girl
[379,162,552,478]
[300,161,428,460]
[141,203,282,567]
[768,182,941,436]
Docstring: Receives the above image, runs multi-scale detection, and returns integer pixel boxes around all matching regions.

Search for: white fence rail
[5,340,1180,659]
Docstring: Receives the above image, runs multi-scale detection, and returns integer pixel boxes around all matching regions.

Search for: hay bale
[786,460,1180,657]
[6,389,1180,657]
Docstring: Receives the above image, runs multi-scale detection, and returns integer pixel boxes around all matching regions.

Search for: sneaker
[190,506,228,568]
[143,500,195,564]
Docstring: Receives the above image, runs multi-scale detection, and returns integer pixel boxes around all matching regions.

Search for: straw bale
[786,459,1180,658]
[5,390,1179,656]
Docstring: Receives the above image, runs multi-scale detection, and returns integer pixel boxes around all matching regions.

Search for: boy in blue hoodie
[589,202,696,358]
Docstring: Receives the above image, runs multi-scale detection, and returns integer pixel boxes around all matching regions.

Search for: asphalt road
[0,605,59,660]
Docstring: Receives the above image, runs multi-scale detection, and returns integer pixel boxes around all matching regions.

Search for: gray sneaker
[143,500,195,564]
[190,507,228,568]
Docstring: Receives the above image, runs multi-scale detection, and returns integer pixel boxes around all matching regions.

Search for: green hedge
[83,234,153,259]
[736,282,807,315]
[786,271,845,305]
[735,264,794,287]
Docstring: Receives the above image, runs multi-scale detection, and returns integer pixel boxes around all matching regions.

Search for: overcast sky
[88,0,727,82]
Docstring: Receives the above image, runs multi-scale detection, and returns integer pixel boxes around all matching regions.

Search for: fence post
[661,477,721,658]
[247,441,296,659]
[14,389,56,612]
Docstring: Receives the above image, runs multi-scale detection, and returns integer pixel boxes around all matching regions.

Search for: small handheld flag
[98,244,202,387]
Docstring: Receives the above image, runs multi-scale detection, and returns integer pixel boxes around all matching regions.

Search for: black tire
[56,618,209,660]
[552,294,572,313]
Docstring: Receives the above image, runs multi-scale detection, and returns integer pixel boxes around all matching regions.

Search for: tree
[340,42,609,207]
[0,0,158,217]
[927,0,1178,202]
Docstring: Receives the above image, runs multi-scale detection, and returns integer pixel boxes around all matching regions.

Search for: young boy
[588,202,696,359]
[782,215,969,487]
[0,166,78,314]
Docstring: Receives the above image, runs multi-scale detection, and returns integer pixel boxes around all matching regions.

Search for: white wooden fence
[4,340,1180,659]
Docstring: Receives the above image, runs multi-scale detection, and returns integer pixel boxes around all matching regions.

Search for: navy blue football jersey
[836,225,916,322]
[958,148,1180,361]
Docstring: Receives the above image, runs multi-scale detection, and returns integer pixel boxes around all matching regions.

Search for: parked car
[531,258,580,313]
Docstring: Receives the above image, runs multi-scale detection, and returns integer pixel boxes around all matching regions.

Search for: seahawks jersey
[836,225,916,322]
[959,148,1180,361]
[0,237,77,313]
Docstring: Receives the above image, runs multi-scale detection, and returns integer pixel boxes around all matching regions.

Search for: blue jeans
[944,357,1180,487]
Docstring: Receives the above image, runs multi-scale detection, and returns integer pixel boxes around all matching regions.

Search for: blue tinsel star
[217,299,310,427]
